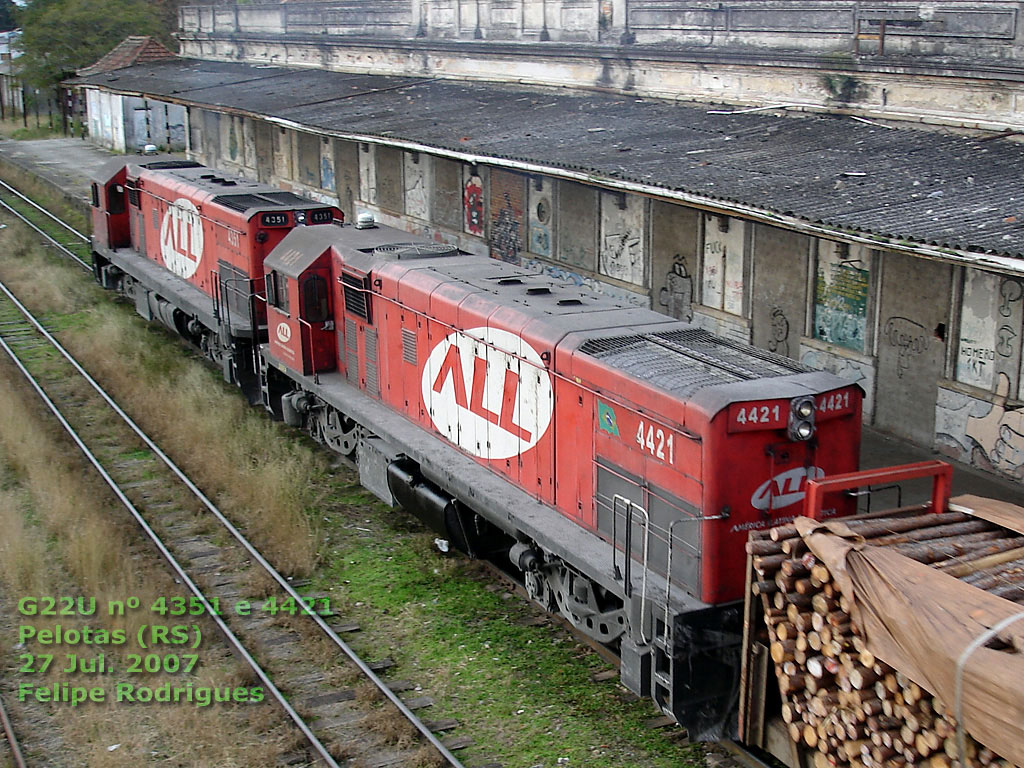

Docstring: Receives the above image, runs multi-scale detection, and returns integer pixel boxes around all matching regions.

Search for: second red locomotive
[91,158,863,739]
[89,157,341,396]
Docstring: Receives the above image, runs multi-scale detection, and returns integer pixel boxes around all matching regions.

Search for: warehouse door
[874,253,951,445]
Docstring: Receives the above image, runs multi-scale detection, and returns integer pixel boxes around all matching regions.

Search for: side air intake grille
[341,273,371,322]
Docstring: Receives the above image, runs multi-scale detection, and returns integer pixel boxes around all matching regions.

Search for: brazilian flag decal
[598,400,620,436]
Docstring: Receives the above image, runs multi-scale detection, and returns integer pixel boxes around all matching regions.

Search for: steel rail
[0,275,466,767]
[0,193,91,271]
[0,178,90,243]
[0,293,343,768]
[0,688,27,768]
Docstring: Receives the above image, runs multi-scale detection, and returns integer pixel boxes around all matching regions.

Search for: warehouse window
[700,214,746,316]
[956,268,1024,396]
[812,241,873,354]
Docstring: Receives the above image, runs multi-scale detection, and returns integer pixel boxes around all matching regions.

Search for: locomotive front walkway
[3,137,1022,509]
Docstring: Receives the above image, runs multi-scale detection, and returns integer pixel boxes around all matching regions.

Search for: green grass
[311,485,699,766]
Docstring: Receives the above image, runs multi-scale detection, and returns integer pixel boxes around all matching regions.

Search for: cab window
[301,275,329,323]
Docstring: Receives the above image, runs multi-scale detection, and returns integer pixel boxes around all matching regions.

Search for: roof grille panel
[579,328,808,398]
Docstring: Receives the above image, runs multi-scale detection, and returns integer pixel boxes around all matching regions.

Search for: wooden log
[754,552,791,574]
[961,558,1024,588]
[894,531,1007,564]
[941,547,1024,579]
[748,538,787,556]
[782,559,812,578]
[811,563,833,587]
[872,520,993,547]
[850,667,880,690]
[753,579,780,596]
[776,621,797,641]
[813,593,840,615]
[795,577,817,595]
[771,639,797,663]
[783,538,809,556]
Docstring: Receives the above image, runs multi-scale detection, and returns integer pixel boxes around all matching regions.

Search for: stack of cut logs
[748,509,1024,768]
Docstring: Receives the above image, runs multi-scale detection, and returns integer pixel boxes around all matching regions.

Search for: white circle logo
[421,327,553,460]
[751,466,825,511]
[276,322,292,344]
[160,198,204,279]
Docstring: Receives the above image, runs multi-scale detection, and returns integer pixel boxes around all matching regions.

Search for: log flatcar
[91,159,864,739]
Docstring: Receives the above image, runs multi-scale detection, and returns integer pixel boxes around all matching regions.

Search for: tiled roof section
[71,59,1024,259]
[77,37,175,77]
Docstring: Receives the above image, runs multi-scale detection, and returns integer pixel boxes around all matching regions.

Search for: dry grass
[0,226,325,577]
[65,313,323,576]
[0,364,297,767]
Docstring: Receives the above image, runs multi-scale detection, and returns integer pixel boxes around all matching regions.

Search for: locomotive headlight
[795,398,815,419]
[788,396,816,442]
[294,210,307,225]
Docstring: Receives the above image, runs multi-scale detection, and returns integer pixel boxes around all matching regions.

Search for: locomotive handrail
[297,316,319,384]
[803,460,953,521]
[613,494,652,645]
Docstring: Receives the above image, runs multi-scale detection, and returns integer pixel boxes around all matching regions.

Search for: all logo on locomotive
[90,157,864,739]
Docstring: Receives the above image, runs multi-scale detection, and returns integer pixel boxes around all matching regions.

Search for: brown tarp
[950,493,1024,537]
[794,516,1024,766]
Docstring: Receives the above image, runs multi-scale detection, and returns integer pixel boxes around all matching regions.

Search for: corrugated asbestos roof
[71,59,1024,259]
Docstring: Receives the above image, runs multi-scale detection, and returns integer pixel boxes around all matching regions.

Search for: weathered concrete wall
[430,155,462,232]
[180,2,1024,58]
[375,144,405,214]
[874,251,952,445]
[179,2,1024,131]
[333,138,359,215]
[598,191,646,288]
[404,151,430,222]
[650,200,698,322]
[555,180,597,273]
[750,223,810,361]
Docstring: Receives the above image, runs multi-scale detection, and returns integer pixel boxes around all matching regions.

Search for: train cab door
[298,270,336,374]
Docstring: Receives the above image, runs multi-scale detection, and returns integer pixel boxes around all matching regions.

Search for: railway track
[0,685,27,768]
[0,220,468,765]
[0,178,91,270]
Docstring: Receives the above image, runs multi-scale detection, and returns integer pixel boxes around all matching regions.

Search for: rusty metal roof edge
[74,81,1024,276]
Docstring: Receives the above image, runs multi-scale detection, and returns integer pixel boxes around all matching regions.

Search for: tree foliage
[0,0,17,32]
[16,0,168,89]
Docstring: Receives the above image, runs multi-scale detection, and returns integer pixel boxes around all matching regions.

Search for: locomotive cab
[264,235,336,377]
[89,158,134,252]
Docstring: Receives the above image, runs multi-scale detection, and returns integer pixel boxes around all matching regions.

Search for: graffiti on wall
[404,154,429,221]
[600,229,643,283]
[882,316,929,379]
[937,374,1024,479]
[528,189,553,258]
[464,172,484,236]
[320,147,335,193]
[490,192,523,264]
[768,306,790,358]
[523,258,648,307]
[657,258,693,321]
[814,249,869,353]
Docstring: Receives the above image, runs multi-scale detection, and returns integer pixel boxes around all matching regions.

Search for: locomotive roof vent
[372,243,460,260]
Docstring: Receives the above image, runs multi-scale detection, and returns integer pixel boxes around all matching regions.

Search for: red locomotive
[92,159,863,738]
[89,157,341,395]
